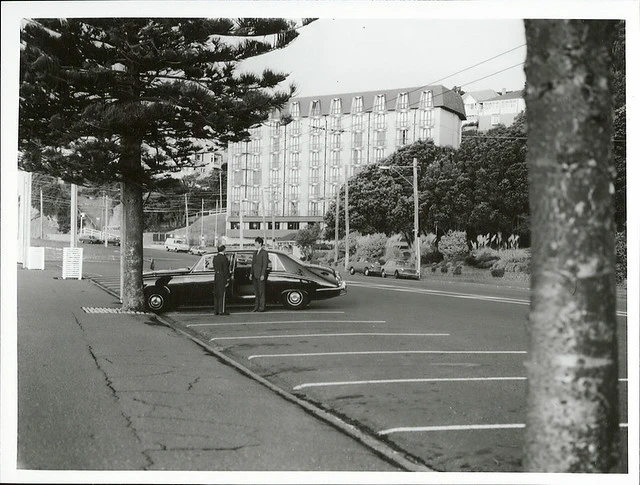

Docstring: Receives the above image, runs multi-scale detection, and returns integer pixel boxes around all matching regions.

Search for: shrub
[440,265,448,273]
[465,247,500,268]
[431,265,437,273]
[491,267,505,278]
[438,230,468,261]
[616,231,626,283]
[423,251,444,264]
[355,233,388,261]
[453,265,462,275]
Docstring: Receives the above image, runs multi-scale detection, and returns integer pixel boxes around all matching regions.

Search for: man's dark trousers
[251,247,269,311]
[213,253,230,314]
[252,277,266,312]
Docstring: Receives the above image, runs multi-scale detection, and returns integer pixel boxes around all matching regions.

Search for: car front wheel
[282,290,309,310]
[349,267,355,275]
[381,270,386,278]
[145,287,170,313]
[395,271,400,279]
[364,268,370,276]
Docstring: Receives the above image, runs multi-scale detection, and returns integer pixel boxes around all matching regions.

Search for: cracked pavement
[14,268,399,473]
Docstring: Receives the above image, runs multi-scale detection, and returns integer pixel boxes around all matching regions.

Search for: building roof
[287,85,466,120]
[462,90,499,103]
[484,89,525,102]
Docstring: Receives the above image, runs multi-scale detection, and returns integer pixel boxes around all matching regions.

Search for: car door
[231,251,255,303]
[178,254,217,306]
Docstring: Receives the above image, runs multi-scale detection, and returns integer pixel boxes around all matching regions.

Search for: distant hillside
[165,212,227,246]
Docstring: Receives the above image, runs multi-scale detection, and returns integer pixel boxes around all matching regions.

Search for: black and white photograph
[1,1,638,484]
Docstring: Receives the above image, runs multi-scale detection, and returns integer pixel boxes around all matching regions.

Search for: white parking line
[188,320,386,328]
[176,311,346,316]
[294,376,629,390]
[349,282,628,316]
[211,332,450,342]
[379,422,629,435]
[294,376,526,390]
[248,350,526,360]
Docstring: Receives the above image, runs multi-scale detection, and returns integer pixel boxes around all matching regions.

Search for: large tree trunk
[523,20,620,472]
[120,135,145,311]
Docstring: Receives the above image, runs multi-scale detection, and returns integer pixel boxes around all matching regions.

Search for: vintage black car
[143,249,347,313]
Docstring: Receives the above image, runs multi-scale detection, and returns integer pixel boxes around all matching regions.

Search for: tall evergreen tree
[19,18,313,310]
[524,19,620,471]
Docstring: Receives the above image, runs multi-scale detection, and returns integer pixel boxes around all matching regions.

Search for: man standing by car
[250,236,269,312]
[213,245,231,315]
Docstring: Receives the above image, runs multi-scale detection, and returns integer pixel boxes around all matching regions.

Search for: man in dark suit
[213,245,231,315]
[250,236,269,312]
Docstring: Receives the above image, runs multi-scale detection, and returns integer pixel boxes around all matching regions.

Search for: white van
[164,237,190,252]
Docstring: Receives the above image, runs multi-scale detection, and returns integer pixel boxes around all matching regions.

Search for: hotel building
[225,85,466,244]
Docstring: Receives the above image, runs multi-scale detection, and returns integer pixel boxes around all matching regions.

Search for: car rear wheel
[282,290,309,310]
[364,268,370,276]
[395,271,400,279]
[349,267,355,275]
[145,287,170,313]
[381,270,386,278]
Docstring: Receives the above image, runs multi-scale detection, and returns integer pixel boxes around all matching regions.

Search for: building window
[270,152,280,169]
[331,132,341,149]
[310,134,321,151]
[330,183,338,197]
[310,151,321,167]
[289,169,300,185]
[352,113,364,131]
[308,201,320,216]
[288,221,300,230]
[267,222,281,230]
[270,121,280,137]
[420,90,433,109]
[249,222,261,230]
[373,130,386,148]
[269,169,280,186]
[352,131,364,147]
[289,185,299,200]
[232,186,242,201]
[331,165,341,183]
[397,129,410,146]
[374,147,385,162]
[397,110,409,128]
[309,168,320,184]
[352,96,364,113]
[420,109,434,127]
[420,127,433,140]
[290,120,301,135]
[330,116,342,131]
[374,113,386,130]
[330,98,342,115]
[352,149,363,166]
[331,150,341,165]
[491,114,500,126]
[271,137,280,152]
[290,136,300,152]
[290,101,300,118]
[374,94,386,112]
[289,151,300,169]
[310,100,321,117]
[230,221,240,230]
[397,92,409,110]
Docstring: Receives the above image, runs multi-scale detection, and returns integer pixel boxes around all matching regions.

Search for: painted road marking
[349,281,628,316]
[379,422,629,435]
[294,376,526,390]
[248,350,526,360]
[175,311,346,316]
[211,332,450,341]
[187,320,386,328]
[294,376,629,390]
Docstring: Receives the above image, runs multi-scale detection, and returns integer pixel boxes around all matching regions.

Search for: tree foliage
[294,224,321,260]
[19,17,311,310]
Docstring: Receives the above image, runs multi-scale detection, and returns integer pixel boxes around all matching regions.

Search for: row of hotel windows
[230,200,326,219]
[229,221,320,231]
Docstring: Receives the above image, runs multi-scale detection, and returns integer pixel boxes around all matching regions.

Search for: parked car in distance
[107,236,120,246]
[381,259,420,280]
[348,258,383,277]
[164,237,190,252]
[143,249,347,313]
[79,234,102,244]
[188,245,217,256]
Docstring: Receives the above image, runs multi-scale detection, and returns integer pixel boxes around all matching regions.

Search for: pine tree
[523,19,620,471]
[19,18,313,310]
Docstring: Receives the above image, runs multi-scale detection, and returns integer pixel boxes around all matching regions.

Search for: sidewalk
[15,267,401,473]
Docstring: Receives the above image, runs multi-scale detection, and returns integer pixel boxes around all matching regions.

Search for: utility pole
[40,188,43,239]
[413,157,420,277]
[200,198,204,245]
[71,184,78,248]
[104,193,109,247]
[344,162,350,272]
[214,200,219,247]
[184,193,188,244]
[272,188,276,248]
[334,186,339,265]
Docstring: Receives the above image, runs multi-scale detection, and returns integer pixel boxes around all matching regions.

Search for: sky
[239,18,527,97]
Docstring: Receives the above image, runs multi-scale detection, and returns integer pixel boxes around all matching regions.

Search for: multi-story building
[169,150,225,179]
[225,85,466,245]
[462,88,525,132]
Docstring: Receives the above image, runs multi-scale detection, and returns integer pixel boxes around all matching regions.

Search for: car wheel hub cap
[289,292,302,304]
[149,295,163,308]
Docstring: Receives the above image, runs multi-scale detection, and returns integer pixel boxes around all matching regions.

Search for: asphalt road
[83,246,629,472]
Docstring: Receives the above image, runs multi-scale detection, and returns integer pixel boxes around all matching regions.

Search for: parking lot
[82,248,628,472]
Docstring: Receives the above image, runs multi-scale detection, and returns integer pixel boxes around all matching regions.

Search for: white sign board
[62,247,83,279]
[27,247,45,270]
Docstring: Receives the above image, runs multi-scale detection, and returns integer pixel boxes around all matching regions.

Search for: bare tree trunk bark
[523,20,620,472]
[120,135,145,311]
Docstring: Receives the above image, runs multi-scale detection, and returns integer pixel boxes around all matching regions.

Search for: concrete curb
[154,311,436,473]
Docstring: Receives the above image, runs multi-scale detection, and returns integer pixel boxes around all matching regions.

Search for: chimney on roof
[501,88,506,95]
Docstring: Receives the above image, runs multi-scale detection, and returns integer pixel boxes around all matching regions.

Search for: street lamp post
[379,157,420,278]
